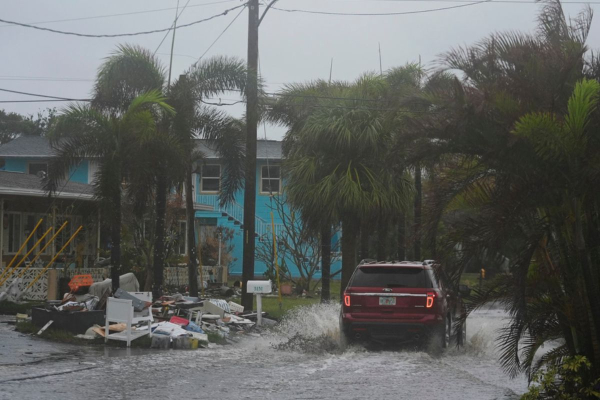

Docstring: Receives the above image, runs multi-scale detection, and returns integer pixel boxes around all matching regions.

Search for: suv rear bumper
[341,314,444,341]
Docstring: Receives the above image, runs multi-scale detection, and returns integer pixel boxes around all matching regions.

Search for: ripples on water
[0,304,528,400]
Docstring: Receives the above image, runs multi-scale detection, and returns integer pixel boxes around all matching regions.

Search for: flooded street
[0,305,528,400]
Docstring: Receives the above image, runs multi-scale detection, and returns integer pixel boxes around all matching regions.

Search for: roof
[0,136,55,158]
[0,171,94,201]
[359,261,428,268]
[195,139,282,160]
[0,136,284,161]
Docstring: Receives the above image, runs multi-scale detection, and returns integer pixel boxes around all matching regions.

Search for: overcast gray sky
[1,0,598,139]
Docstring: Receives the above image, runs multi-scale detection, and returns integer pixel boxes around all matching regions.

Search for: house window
[28,162,47,176]
[261,165,281,194]
[54,216,74,255]
[201,165,221,193]
[24,214,48,254]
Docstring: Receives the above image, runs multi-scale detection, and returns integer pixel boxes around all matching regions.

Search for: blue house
[0,135,341,279]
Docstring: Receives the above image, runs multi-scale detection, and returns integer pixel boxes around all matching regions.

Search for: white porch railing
[196,195,282,238]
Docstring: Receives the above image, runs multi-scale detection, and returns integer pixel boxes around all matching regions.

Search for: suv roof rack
[358,259,378,265]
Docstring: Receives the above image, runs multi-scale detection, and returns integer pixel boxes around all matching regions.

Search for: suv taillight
[426,292,436,308]
[344,295,351,307]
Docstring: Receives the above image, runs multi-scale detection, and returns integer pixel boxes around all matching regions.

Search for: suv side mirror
[458,284,471,297]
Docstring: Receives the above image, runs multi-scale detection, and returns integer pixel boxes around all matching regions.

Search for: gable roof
[0,136,55,158]
[195,139,282,160]
[0,170,94,200]
[0,136,284,161]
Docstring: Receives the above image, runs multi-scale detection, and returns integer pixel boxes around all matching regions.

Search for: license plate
[379,296,396,306]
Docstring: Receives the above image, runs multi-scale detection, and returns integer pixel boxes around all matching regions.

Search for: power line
[0,84,436,110]
[196,4,247,63]
[0,0,238,29]
[157,52,198,60]
[272,0,492,15]
[200,99,245,106]
[0,76,93,82]
[0,99,85,104]
[0,87,90,101]
[0,3,247,38]
[154,0,193,56]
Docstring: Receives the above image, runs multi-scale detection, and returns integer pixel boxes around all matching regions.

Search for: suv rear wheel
[441,315,451,349]
[457,319,467,346]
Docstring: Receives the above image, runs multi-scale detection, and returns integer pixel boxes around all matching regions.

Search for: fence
[164,265,228,288]
[0,267,107,301]
[1,265,228,300]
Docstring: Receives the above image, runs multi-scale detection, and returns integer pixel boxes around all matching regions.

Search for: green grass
[206,331,227,345]
[233,275,479,320]
[253,280,342,320]
[252,275,483,319]
[460,273,481,288]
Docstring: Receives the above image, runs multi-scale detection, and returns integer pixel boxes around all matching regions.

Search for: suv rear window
[351,267,433,288]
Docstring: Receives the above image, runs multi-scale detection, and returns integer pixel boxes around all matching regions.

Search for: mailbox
[246,280,272,294]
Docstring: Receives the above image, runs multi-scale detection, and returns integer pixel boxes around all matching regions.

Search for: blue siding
[4,158,27,172]
[2,158,88,184]
[195,160,342,278]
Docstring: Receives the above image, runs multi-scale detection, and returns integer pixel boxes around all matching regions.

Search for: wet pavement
[0,304,528,400]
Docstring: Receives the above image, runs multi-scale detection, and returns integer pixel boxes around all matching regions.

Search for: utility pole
[241,0,260,311]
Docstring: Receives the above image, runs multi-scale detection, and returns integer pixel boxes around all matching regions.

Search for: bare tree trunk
[144,267,153,292]
[320,223,331,303]
[186,167,199,297]
[341,218,358,302]
[152,172,167,300]
[414,165,422,261]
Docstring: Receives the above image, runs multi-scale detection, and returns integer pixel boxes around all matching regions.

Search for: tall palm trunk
[341,218,358,302]
[414,165,422,261]
[377,220,388,261]
[397,213,406,260]
[573,201,600,366]
[320,223,331,303]
[360,221,370,260]
[110,183,122,293]
[152,171,168,299]
[186,167,199,297]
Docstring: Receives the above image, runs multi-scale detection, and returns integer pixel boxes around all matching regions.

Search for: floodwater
[0,304,528,400]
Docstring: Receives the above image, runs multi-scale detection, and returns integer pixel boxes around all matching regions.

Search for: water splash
[271,302,344,354]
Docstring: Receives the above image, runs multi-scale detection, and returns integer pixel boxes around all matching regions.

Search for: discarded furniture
[105,292,153,347]
[31,306,105,334]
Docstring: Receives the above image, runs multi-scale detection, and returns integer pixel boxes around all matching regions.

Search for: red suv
[340,261,469,348]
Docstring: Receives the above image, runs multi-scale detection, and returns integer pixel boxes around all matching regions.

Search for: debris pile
[151,296,255,346]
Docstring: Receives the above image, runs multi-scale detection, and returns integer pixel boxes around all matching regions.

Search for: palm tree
[45,91,174,293]
[269,75,412,300]
[398,0,600,380]
[91,45,246,298]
